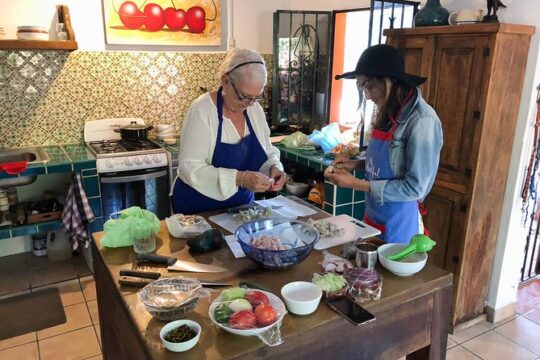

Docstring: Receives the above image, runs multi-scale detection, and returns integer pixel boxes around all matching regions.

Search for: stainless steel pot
[114,121,153,141]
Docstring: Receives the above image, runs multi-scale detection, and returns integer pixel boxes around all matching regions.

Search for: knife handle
[136,254,176,266]
[118,277,154,288]
[119,269,161,279]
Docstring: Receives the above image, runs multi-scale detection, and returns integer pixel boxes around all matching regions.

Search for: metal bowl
[235,218,319,270]
[139,277,202,321]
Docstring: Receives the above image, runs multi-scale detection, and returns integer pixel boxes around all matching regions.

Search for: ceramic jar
[414,0,450,27]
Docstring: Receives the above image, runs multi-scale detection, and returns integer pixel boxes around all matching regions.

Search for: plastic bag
[208,288,287,346]
[343,267,383,303]
[165,214,212,238]
[101,206,160,248]
[281,131,315,150]
[308,123,344,154]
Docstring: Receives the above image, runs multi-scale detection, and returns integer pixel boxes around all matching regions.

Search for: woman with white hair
[171,48,287,214]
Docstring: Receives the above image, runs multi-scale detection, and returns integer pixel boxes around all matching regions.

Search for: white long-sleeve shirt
[174,92,283,201]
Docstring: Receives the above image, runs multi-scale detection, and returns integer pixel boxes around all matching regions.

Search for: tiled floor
[0,276,101,359]
[1,257,539,359]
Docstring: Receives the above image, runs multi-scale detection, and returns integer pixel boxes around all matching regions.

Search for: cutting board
[208,213,244,234]
[313,215,381,250]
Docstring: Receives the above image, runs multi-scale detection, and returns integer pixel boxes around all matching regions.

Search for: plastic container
[47,231,72,261]
[32,233,48,257]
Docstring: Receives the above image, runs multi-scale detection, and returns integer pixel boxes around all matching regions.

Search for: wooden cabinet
[385,23,535,328]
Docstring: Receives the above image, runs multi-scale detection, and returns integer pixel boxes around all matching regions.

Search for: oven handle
[100,170,168,184]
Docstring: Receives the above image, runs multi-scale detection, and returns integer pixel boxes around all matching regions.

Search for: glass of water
[133,233,156,254]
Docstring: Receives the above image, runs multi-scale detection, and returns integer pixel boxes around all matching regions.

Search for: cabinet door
[429,36,489,185]
[423,185,467,276]
[386,36,434,99]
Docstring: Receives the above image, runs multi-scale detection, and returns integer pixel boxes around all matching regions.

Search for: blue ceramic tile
[89,197,103,218]
[23,166,46,176]
[353,202,366,220]
[81,168,97,177]
[354,170,365,179]
[82,176,100,198]
[89,217,104,233]
[335,204,353,216]
[37,221,62,233]
[12,225,37,237]
[308,160,322,171]
[47,163,72,174]
[298,155,309,166]
[354,190,365,203]
[336,187,353,205]
[323,202,334,215]
[73,160,96,172]
[0,228,11,240]
[324,181,335,204]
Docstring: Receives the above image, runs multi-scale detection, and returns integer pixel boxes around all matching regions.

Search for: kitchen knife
[118,269,231,287]
[136,254,228,273]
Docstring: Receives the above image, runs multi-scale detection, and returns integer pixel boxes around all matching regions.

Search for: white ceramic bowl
[208,289,287,336]
[377,243,427,276]
[163,138,177,145]
[286,182,309,197]
[156,131,177,140]
[155,124,174,132]
[280,281,322,315]
[17,32,49,41]
[160,319,201,352]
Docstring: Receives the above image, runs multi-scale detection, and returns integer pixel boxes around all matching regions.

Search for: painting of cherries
[103,0,221,45]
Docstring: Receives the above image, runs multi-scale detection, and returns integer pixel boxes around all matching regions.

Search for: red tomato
[143,3,165,31]
[164,7,186,30]
[186,6,206,33]
[228,310,257,329]
[255,304,277,326]
[118,1,145,30]
[245,291,270,308]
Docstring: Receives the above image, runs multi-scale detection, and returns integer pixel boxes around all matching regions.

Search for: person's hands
[324,166,359,189]
[268,166,287,191]
[332,155,358,173]
[239,171,274,192]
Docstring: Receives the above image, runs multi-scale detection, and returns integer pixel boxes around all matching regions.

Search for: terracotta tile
[87,299,99,324]
[518,302,536,315]
[37,302,92,340]
[523,309,540,326]
[94,324,101,349]
[446,345,481,360]
[495,316,540,354]
[0,332,36,351]
[462,330,537,359]
[80,276,96,301]
[72,255,91,277]
[30,260,78,288]
[447,337,457,349]
[0,270,30,296]
[39,326,101,360]
[0,253,31,273]
[34,279,85,306]
[0,341,39,360]
[448,321,492,344]
[87,355,103,360]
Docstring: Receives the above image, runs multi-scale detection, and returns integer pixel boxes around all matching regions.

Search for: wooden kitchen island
[92,200,453,360]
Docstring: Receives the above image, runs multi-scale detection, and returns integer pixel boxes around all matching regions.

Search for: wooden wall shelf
[0,39,78,50]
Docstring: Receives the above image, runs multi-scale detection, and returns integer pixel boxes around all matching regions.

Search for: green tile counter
[0,144,103,240]
[275,144,366,221]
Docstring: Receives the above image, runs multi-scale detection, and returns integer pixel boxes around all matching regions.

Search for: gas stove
[84,118,168,173]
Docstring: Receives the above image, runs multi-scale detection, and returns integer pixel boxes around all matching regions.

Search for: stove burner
[89,139,161,154]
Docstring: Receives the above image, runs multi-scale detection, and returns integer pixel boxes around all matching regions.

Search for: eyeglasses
[230,79,264,103]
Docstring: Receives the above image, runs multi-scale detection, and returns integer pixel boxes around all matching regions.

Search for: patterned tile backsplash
[0,50,273,148]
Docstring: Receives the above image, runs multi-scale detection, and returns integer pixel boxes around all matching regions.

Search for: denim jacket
[368,88,443,205]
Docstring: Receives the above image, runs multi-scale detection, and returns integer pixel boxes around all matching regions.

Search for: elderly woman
[325,44,443,244]
[171,48,287,214]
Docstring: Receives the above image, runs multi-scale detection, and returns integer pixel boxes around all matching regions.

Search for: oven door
[99,167,169,220]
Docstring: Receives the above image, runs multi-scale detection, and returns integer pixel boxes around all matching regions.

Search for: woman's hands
[333,155,361,172]
[237,171,274,192]
[324,165,370,192]
[268,166,287,191]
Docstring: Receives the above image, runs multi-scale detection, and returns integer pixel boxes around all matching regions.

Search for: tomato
[164,7,186,31]
[228,310,257,329]
[143,3,165,31]
[245,291,269,308]
[186,6,206,33]
[254,304,277,326]
[118,1,145,30]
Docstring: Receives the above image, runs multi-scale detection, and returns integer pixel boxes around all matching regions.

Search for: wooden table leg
[407,283,453,360]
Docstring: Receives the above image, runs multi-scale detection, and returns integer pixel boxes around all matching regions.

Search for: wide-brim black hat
[335,44,426,87]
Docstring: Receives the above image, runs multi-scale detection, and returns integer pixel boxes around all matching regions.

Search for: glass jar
[133,233,156,255]
[7,188,18,206]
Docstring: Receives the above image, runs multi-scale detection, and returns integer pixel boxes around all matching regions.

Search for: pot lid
[122,122,148,130]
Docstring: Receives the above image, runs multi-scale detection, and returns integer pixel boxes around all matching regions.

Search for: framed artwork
[102,0,222,46]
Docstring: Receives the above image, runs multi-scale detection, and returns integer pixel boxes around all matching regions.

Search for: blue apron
[363,94,422,244]
[172,88,268,215]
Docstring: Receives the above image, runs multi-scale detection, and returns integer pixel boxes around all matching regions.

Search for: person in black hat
[325,44,443,244]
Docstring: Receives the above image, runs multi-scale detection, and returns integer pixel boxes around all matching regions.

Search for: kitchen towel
[61,173,95,251]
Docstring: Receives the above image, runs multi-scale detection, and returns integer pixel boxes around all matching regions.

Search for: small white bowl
[377,243,427,276]
[163,138,177,145]
[156,132,177,140]
[281,281,322,315]
[160,319,201,352]
[155,124,174,132]
[286,182,309,197]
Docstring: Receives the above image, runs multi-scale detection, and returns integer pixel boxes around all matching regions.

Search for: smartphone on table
[327,297,376,326]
